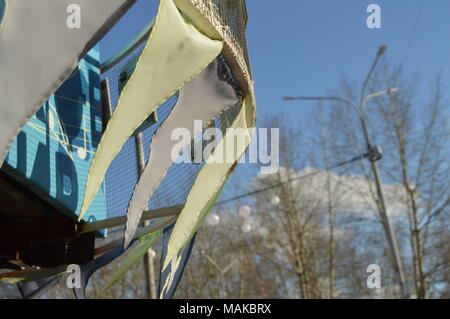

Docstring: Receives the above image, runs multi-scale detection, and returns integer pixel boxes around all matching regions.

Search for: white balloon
[271,196,281,206]
[206,213,220,226]
[241,222,252,233]
[258,227,269,238]
[239,205,252,218]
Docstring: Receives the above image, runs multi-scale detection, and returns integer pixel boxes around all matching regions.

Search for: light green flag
[95,230,163,298]
[163,98,256,270]
[79,0,223,220]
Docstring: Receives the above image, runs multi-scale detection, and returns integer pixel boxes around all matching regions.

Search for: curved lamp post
[284,46,408,298]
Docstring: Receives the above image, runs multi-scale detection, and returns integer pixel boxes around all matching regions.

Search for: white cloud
[252,166,408,219]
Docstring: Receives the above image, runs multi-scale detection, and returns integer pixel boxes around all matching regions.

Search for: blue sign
[4,47,107,224]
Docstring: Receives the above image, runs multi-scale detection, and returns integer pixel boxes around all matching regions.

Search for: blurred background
[2,0,448,299]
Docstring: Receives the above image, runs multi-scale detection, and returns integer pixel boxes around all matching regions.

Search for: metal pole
[285,94,409,297]
[283,45,408,297]
[357,46,407,297]
[357,110,408,298]
[100,79,113,130]
[134,132,157,299]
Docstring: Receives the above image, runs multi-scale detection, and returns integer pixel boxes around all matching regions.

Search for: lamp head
[377,45,388,56]
[388,88,399,94]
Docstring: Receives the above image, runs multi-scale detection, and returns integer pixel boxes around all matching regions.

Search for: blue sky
[246,0,449,122]
[100,0,450,199]
[101,0,450,123]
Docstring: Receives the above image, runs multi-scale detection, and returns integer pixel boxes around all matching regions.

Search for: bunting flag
[158,224,197,299]
[0,0,136,166]
[162,98,255,270]
[157,177,227,298]
[0,0,255,299]
[123,56,241,248]
[76,219,173,299]
[95,230,162,298]
[79,0,223,221]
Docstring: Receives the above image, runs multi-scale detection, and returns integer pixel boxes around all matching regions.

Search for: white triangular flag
[0,0,136,165]
[124,57,240,248]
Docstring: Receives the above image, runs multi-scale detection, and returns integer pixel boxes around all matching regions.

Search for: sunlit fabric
[73,230,162,299]
[79,0,223,221]
[0,0,136,166]
[163,99,255,270]
[123,57,240,248]
[95,231,162,298]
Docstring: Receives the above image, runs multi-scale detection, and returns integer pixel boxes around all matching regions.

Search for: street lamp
[283,46,408,298]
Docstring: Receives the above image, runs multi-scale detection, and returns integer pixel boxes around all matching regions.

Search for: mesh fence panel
[101,43,143,221]
[187,0,252,81]
[210,0,250,67]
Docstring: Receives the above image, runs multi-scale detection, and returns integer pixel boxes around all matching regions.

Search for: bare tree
[328,61,450,298]
[368,64,449,298]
